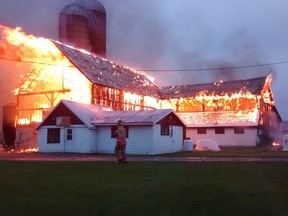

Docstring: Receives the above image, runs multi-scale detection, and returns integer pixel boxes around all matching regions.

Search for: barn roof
[52,41,160,98]
[37,100,184,128]
[92,109,181,126]
[52,41,270,101]
[159,76,268,99]
[177,110,260,127]
[59,100,112,128]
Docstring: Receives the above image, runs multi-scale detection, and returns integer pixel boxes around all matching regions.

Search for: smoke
[0,0,273,86]
[104,1,271,86]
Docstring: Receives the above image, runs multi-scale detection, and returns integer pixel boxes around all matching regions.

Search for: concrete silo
[59,0,106,57]
[59,4,91,51]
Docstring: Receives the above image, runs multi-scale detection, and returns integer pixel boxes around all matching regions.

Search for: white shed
[36,100,109,153]
[36,100,185,155]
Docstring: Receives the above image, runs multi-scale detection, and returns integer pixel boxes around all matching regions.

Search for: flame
[0,25,67,63]
[123,92,158,110]
[0,24,91,125]
[8,147,38,153]
[262,74,274,106]
[164,90,259,113]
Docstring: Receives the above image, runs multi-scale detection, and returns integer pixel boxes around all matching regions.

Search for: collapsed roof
[53,41,160,98]
[177,110,260,127]
[53,40,270,100]
[159,76,268,99]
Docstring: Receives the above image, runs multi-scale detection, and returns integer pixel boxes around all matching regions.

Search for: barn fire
[0,24,280,151]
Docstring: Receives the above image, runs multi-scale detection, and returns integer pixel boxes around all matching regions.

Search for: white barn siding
[38,126,97,153]
[96,125,154,155]
[95,126,115,154]
[151,125,183,155]
[73,127,97,153]
[38,127,64,153]
[186,128,258,147]
[126,126,153,155]
[95,125,183,155]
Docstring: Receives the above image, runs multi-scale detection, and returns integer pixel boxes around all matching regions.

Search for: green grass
[168,145,288,158]
[0,161,288,216]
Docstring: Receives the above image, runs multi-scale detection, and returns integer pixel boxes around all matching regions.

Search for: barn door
[64,128,75,152]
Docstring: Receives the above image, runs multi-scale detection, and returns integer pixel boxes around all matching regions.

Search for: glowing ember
[8,147,38,153]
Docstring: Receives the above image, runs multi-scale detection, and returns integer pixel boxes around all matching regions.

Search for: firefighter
[114,120,127,164]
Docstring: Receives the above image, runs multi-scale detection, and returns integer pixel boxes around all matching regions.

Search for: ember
[8,147,38,153]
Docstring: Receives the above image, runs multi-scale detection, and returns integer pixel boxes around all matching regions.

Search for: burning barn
[16,40,160,127]
[0,24,281,151]
[160,75,280,147]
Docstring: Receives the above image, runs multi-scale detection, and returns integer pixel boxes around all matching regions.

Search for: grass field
[163,144,288,157]
[0,160,288,216]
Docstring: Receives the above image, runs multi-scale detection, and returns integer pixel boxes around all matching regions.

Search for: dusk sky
[0,0,287,120]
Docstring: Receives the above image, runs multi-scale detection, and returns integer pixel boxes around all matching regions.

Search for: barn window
[215,127,225,134]
[161,125,170,136]
[67,129,73,140]
[234,127,245,134]
[47,128,60,143]
[197,128,207,134]
[111,125,129,138]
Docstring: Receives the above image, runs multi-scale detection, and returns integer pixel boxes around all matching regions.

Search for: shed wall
[38,126,95,153]
[73,127,97,153]
[95,125,154,155]
[152,125,183,154]
[38,127,64,153]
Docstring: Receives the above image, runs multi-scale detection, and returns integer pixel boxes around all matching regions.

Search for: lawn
[0,161,288,216]
[170,145,288,158]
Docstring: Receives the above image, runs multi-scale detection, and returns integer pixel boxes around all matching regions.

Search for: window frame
[197,128,207,134]
[160,125,170,136]
[66,128,73,140]
[234,127,245,134]
[47,128,61,144]
[215,127,225,134]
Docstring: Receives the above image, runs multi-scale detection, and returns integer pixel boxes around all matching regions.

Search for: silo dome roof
[60,4,89,17]
[74,0,106,14]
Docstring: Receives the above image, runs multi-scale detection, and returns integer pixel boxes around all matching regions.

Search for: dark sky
[0,0,287,120]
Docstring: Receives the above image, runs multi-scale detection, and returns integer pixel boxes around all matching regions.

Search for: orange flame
[8,147,38,153]
[0,24,92,125]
